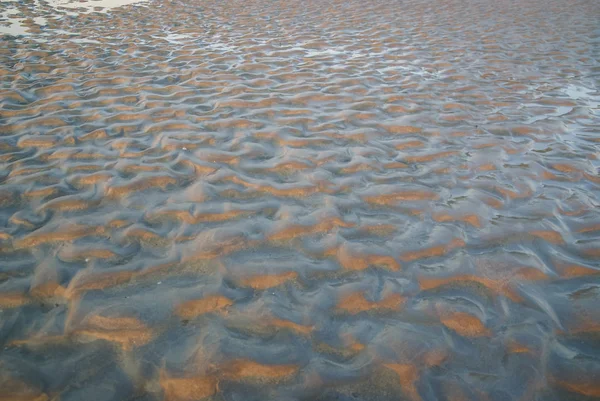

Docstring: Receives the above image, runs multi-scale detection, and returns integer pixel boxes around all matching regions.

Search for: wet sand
[1,0,600,399]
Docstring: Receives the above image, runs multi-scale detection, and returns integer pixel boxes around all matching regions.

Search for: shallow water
[0,0,599,400]
[0,0,148,36]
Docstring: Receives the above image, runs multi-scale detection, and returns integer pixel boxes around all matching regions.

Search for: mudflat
[1,0,599,400]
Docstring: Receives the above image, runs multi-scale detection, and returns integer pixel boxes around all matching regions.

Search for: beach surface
[1,0,599,400]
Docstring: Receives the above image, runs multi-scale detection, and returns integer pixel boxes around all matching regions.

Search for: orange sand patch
[9,335,67,348]
[160,373,218,401]
[239,271,298,290]
[254,183,318,198]
[106,176,178,198]
[538,98,577,107]
[176,295,233,319]
[217,99,257,108]
[222,359,298,382]
[481,195,504,209]
[380,125,422,134]
[278,137,333,148]
[35,84,74,97]
[363,191,438,205]
[420,275,505,298]
[394,140,425,150]
[14,225,104,249]
[583,248,600,258]
[541,170,562,181]
[432,167,452,175]
[529,230,564,244]
[106,112,148,123]
[317,338,364,357]
[444,103,466,110]
[23,187,60,199]
[59,247,118,262]
[41,197,99,212]
[553,378,600,398]
[422,349,448,367]
[511,126,539,135]
[267,160,314,173]
[322,130,371,143]
[405,151,458,163]
[552,163,581,174]
[578,224,600,234]
[266,318,314,335]
[441,114,469,122]
[153,209,248,225]
[8,166,47,178]
[0,124,18,135]
[488,114,508,122]
[225,175,318,198]
[147,121,198,133]
[358,224,397,237]
[67,165,104,174]
[560,320,600,336]
[71,173,113,186]
[124,227,162,242]
[417,270,548,302]
[440,311,491,337]
[400,238,465,262]
[0,378,49,401]
[177,159,218,176]
[46,150,107,161]
[340,163,378,174]
[384,161,409,169]
[120,164,164,174]
[80,129,108,141]
[0,226,11,238]
[337,291,405,314]
[30,281,67,299]
[0,291,30,308]
[385,105,409,113]
[18,136,59,149]
[433,213,481,228]
[196,153,239,165]
[477,163,496,172]
[512,267,549,281]
[340,333,365,353]
[383,364,420,401]
[205,118,263,130]
[161,142,201,152]
[556,263,599,278]
[495,185,533,199]
[184,235,252,260]
[333,245,400,271]
[507,341,533,355]
[10,216,36,231]
[269,217,354,241]
[108,219,130,228]
[74,315,153,350]
[584,172,600,184]
[24,117,67,129]
[65,270,135,299]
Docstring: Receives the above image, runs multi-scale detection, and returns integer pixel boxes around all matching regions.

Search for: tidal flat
[0,0,599,400]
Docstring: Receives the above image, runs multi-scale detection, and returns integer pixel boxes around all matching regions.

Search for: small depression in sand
[1,0,599,400]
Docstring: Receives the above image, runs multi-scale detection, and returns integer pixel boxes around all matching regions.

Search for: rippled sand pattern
[1,0,600,399]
